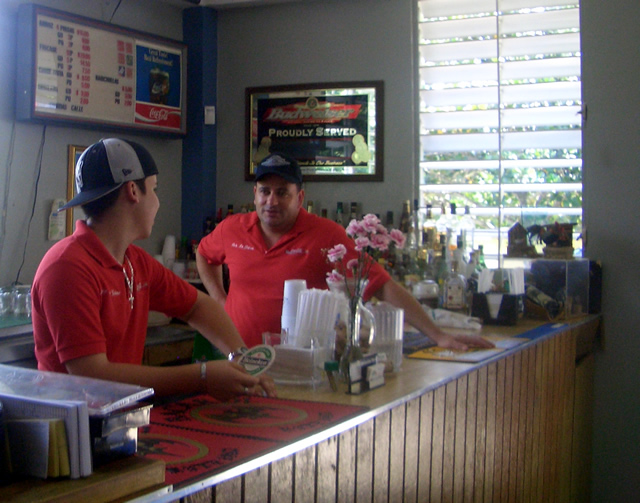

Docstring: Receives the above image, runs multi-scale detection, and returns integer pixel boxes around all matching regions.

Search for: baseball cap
[60,138,159,210]
[254,153,302,185]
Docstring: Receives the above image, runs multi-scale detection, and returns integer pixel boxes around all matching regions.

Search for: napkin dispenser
[471,293,524,326]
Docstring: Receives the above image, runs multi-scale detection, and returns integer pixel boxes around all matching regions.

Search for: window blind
[417,0,582,261]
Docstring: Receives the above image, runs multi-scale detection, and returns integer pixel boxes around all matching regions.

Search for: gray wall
[580,0,640,500]
[0,0,185,287]
[0,0,638,500]
[215,0,418,219]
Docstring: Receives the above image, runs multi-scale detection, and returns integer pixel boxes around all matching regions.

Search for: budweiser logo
[149,108,170,121]
[263,99,361,125]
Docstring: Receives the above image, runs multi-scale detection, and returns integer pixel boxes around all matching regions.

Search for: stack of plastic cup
[162,235,176,269]
[281,279,307,336]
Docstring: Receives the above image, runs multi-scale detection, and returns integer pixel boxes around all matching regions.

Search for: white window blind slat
[501,106,583,127]
[422,158,582,170]
[421,129,581,153]
[421,183,582,193]
[420,87,499,109]
[421,106,582,132]
[421,110,500,130]
[499,0,579,12]
[420,64,498,87]
[420,39,497,64]
[500,57,581,80]
[421,133,499,152]
[419,17,497,41]
[500,32,581,58]
[419,0,497,19]
[420,82,580,112]
[501,130,582,149]
[499,9,580,34]
[500,81,581,104]
[420,58,581,87]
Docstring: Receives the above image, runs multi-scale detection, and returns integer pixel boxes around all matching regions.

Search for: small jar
[413,280,439,309]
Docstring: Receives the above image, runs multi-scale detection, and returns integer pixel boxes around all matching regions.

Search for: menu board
[16,4,187,136]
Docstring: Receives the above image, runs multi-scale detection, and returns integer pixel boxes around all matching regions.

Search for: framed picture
[245,81,384,182]
[66,145,86,236]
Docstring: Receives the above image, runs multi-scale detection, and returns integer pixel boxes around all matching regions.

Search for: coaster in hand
[237,345,276,376]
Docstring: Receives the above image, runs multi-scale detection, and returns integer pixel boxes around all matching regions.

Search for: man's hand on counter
[434,331,496,352]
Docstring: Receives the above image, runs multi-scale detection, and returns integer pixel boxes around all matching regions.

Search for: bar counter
[6,315,600,503]
[136,315,600,503]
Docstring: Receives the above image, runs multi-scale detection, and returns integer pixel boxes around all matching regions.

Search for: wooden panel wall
[187,327,589,503]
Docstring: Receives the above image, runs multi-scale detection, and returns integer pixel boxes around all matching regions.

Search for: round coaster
[237,345,276,376]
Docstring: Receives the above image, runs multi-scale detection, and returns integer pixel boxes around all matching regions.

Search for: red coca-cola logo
[149,108,170,121]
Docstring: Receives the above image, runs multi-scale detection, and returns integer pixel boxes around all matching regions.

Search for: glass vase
[327,279,376,381]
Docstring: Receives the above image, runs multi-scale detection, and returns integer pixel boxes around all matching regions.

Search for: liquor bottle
[321,208,328,219]
[433,234,449,295]
[203,215,214,236]
[443,260,468,314]
[335,202,345,227]
[399,200,411,234]
[459,205,476,259]
[225,204,234,218]
[436,202,449,238]
[412,198,422,249]
[448,203,460,245]
[477,245,487,269]
[385,210,394,232]
[422,204,437,251]
[349,202,359,222]
[306,200,314,214]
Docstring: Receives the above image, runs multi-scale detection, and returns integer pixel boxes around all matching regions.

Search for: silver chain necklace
[123,255,135,309]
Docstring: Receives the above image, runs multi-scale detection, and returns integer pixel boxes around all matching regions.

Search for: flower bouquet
[325,214,405,375]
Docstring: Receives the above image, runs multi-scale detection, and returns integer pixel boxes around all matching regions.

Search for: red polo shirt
[32,220,197,373]
[197,209,390,347]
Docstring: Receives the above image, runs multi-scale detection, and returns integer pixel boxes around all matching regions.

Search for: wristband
[228,346,248,361]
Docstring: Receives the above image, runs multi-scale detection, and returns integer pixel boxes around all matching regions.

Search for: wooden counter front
[129,315,599,503]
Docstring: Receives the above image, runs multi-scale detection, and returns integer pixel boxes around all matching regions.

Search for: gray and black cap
[60,138,158,210]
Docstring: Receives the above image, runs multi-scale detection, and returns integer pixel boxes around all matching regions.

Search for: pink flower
[326,270,345,284]
[370,233,390,250]
[361,214,380,233]
[376,224,388,236]
[390,229,406,249]
[346,259,359,272]
[346,219,365,238]
[354,236,370,251]
[327,244,347,262]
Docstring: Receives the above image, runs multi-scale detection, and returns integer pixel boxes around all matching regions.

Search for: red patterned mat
[137,394,368,488]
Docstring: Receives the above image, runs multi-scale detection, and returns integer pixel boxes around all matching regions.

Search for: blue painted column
[181,7,217,242]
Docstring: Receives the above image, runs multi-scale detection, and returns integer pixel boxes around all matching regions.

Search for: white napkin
[423,307,483,331]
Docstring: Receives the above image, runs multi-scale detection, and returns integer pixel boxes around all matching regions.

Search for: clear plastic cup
[12,285,32,317]
[0,287,13,316]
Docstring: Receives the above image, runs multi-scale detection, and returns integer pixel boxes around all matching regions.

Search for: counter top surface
[275,317,586,410]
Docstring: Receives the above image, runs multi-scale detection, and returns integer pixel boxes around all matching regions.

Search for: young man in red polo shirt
[32,138,275,400]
